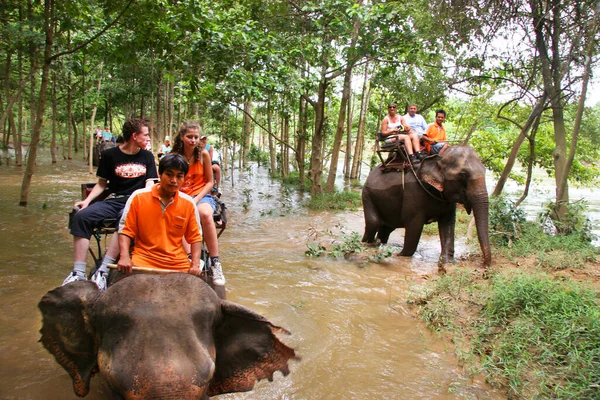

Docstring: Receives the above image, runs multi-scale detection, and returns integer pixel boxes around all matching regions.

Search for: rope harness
[380,146,448,203]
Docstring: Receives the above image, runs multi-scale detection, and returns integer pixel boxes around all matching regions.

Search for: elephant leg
[438,209,456,264]
[376,225,394,244]
[361,195,380,243]
[400,219,425,256]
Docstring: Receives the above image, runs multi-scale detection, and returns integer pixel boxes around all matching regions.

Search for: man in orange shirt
[117,154,202,275]
[423,109,449,155]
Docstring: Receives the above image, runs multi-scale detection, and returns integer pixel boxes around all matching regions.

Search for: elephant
[362,145,491,267]
[93,141,116,166]
[38,273,297,399]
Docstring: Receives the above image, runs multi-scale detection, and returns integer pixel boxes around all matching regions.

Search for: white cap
[165,136,170,141]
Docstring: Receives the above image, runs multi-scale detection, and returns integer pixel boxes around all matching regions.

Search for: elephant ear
[38,281,99,397]
[208,301,297,396]
[419,155,445,192]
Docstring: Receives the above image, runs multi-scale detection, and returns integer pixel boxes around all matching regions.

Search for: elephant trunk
[468,184,492,267]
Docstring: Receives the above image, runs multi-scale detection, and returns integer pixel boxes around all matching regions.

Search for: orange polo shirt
[180,159,208,197]
[424,123,447,153]
[120,184,202,271]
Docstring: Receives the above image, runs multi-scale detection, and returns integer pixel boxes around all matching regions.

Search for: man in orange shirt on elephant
[423,109,449,155]
[117,154,203,275]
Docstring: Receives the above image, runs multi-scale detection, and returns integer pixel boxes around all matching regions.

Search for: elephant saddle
[378,150,410,172]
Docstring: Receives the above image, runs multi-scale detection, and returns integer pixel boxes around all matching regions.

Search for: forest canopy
[1,0,599,223]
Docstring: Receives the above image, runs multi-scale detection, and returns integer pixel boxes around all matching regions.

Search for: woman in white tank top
[380,103,425,164]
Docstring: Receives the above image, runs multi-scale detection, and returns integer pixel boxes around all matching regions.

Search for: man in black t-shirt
[64,118,158,291]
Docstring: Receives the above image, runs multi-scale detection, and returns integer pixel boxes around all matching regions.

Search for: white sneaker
[91,270,108,292]
[62,272,87,286]
[211,261,226,286]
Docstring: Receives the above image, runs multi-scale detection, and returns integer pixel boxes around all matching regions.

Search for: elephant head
[39,274,297,398]
[417,146,492,266]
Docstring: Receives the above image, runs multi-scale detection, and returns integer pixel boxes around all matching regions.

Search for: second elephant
[362,145,491,266]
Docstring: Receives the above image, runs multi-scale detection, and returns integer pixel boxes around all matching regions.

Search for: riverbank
[412,243,600,399]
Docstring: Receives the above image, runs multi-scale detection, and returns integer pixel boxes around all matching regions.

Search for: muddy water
[0,156,501,399]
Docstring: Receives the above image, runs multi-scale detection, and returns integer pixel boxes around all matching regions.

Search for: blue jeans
[69,198,128,239]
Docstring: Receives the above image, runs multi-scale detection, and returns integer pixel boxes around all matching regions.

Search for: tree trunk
[242,99,252,166]
[344,93,353,177]
[515,113,540,207]
[325,3,361,191]
[81,53,86,161]
[8,110,17,163]
[51,71,57,163]
[351,62,370,179]
[492,95,547,196]
[325,64,354,192]
[169,67,175,139]
[66,73,73,160]
[281,111,290,177]
[296,94,307,186]
[88,62,103,173]
[267,99,276,173]
[156,73,163,152]
[308,73,328,195]
[20,0,54,207]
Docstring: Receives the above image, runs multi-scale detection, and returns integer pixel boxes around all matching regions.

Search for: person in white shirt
[403,104,428,138]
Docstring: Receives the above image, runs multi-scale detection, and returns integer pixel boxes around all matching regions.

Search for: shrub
[308,190,362,211]
[539,200,596,243]
[488,195,527,246]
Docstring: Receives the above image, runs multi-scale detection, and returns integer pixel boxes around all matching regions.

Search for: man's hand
[74,200,89,210]
[188,241,202,276]
[188,264,202,277]
[117,255,133,274]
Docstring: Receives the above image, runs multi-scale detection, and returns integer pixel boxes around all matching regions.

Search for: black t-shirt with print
[97,146,158,196]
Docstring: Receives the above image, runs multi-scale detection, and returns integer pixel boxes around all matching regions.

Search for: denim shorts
[430,142,445,154]
[197,194,217,212]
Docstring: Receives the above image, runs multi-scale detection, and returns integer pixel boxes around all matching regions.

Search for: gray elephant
[93,141,116,166]
[362,146,491,267]
[39,273,297,398]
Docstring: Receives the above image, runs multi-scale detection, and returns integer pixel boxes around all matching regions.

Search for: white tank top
[388,118,404,131]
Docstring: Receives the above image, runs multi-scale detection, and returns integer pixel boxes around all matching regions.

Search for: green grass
[307,190,362,211]
[415,269,600,399]
[477,273,600,398]
[496,223,599,270]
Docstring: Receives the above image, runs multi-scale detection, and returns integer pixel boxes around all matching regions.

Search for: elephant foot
[398,250,415,257]
[362,241,380,248]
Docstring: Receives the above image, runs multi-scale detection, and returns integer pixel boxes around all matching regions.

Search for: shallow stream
[3,153,593,399]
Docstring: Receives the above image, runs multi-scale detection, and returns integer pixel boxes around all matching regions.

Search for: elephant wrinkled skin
[362,146,491,267]
[38,274,297,399]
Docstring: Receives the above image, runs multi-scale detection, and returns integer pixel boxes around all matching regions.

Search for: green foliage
[307,190,361,211]
[476,273,600,398]
[241,188,252,211]
[539,200,596,242]
[368,245,394,263]
[305,243,326,257]
[274,170,311,192]
[247,143,269,165]
[489,197,598,268]
[488,195,527,246]
[330,231,363,258]
[417,269,600,399]
[505,223,598,269]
